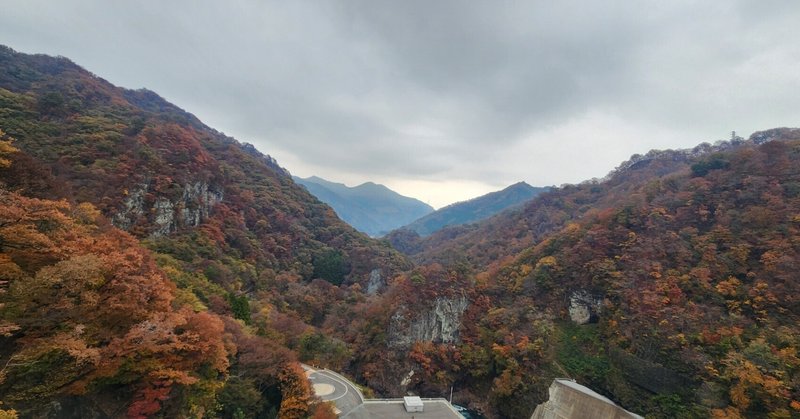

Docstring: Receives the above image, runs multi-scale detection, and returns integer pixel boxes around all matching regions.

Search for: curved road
[302,364,364,416]
[302,364,464,418]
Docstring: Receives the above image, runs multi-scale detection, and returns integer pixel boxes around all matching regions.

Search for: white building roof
[403,396,424,407]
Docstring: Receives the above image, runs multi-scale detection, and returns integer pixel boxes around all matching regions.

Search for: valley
[1,44,799,419]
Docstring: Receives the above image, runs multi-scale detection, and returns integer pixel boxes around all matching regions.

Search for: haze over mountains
[295,176,550,238]
[400,181,549,236]
[2,44,800,419]
[293,175,433,237]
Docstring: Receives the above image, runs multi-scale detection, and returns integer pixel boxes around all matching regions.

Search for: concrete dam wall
[531,379,642,419]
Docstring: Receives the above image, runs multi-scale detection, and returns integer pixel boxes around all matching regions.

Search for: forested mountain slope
[355,129,800,418]
[0,45,409,287]
[0,183,323,418]
[399,181,548,236]
[0,45,405,418]
[388,135,775,270]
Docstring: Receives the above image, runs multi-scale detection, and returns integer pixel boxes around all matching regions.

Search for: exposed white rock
[568,290,602,325]
[400,370,415,387]
[180,181,223,227]
[388,295,469,348]
[366,269,384,295]
[112,183,148,230]
[152,198,175,236]
[112,180,223,236]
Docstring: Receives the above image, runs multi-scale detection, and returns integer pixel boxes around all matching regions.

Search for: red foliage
[127,382,172,419]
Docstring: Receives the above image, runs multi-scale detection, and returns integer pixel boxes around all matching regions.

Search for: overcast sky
[2,1,799,208]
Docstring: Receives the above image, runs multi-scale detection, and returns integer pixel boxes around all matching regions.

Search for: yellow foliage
[722,349,790,415]
[0,404,18,419]
[0,254,25,282]
[730,382,750,410]
[776,347,800,368]
[670,333,687,346]
[760,250,780,270]
[519,264,533,276]
[535,256,557,269]
[0,129,18,168]
[705,363,720,377]
[173,288,207,312]
[72,202,102,225]
[715,276,741,297]
[563,222,580,235]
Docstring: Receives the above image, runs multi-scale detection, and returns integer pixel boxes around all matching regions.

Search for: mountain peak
[504,181,535,191]
[294,176,433,236]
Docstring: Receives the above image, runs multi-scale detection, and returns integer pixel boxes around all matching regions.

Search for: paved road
[303,365,364,416]
[302,364,462,418]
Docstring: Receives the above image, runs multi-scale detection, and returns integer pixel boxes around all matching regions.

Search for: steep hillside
[0,45,403,417]
[0,45,409,287]
[0,182,326,418]
[294,175,433,237]
[400,181,548,236]
[354,129,800,418]
[387,137,765,269]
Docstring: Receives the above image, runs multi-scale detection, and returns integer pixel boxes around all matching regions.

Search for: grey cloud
[1,0,798,202]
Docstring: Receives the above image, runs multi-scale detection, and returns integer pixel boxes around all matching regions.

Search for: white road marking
[315,371,349,401]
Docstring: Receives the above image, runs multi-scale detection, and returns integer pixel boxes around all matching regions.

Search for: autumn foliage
[374,131,800,417]
[0,45,386,418]
[0,187,218,414]
[4,44,800,419]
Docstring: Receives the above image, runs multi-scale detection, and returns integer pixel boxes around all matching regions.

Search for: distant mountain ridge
[400,181,549,236]
[294,175,434,237]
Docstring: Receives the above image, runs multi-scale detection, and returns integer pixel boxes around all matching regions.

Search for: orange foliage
[0,188,233,415]
[277,363,314,419]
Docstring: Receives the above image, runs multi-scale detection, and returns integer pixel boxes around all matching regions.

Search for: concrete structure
[531,379,643,419]
[344,398,462,419]
[403,396,424,413]
[303,364,462,418]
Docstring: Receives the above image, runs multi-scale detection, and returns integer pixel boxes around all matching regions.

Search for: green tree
[227,293,251,324]
[312,249,348,285]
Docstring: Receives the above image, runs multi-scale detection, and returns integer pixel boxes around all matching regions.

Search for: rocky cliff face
[388,295,469,348]
[366,269,384,295]
[568,290,603,325]
[112,180,223,236]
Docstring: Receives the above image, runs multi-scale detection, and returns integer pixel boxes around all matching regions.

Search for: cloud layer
[2,0,799,207]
